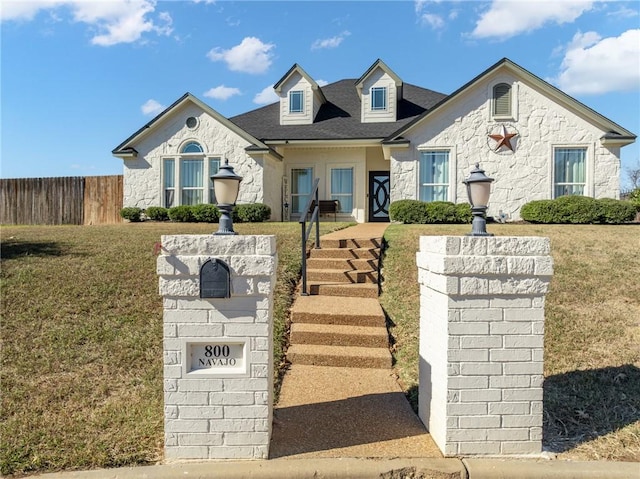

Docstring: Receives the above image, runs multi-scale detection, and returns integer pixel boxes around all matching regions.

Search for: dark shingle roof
[229,79,446,142]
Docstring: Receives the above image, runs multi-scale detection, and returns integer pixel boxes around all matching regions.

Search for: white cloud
[420,13,444,29]
[471,0,594,40]
[311,31,350,50]
[1,0,173,46]
[141,99,165,116]
[253,84,278,105]
[207,37,274,74]
[553,29,640,95]
[317,79,329,87]
[203,85,241,101]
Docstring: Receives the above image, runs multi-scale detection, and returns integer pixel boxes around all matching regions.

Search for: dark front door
[368,171,390,222]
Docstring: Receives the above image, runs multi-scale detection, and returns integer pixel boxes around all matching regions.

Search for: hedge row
[521,195,637,224]
[389,200,472,224]
[120,203,271,223]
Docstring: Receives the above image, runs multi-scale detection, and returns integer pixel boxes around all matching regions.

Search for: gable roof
[112,93,281,158]
[384,58,636,144]
[230,79,445,142]
[355,58,403,89]
[273,63,327,104]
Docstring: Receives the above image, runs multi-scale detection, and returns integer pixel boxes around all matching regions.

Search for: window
[419,151,449,202]
[554,148,586,197]
[493,83,511,117]
[291,168,313,214]
[164,158,175,208]
[331,168,353,213]
[371,87,387,111]
[162,141,221,207]
[289,90,304,113]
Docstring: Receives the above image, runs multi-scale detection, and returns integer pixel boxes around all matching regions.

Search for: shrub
[145,206,169,221]
[521,196,636,224]
[191,204,220,223]
[120,207,142,222]
[628,188,640,210]
[234,203,271,222]
[389,200,428,224]
[455,203,472,223]
[596,198,637,224]
[521,200,557,224]
[168,205,195,222]
[424,201,458,224]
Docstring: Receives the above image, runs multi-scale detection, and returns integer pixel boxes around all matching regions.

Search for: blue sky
[2,1,639,187]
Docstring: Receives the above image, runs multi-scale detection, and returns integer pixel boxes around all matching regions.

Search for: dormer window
[493,83,512,117]
[371,87,387,111]
[289,90,304,113]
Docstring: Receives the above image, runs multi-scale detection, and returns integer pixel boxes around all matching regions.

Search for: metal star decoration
[488,124,518,152]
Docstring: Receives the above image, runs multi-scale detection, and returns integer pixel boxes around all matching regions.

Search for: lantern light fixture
[462,163,494,237]
[211,159,243,235]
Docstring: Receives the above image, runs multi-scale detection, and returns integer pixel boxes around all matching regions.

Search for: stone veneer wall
[158,234,276,460]
[417,236,553,456]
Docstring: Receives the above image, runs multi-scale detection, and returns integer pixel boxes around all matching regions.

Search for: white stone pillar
[158,235,276,461]
[417,236,553,456]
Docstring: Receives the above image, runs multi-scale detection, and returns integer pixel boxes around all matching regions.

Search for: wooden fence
[0,176,123,225]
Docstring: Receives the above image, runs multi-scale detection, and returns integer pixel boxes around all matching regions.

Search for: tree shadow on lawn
[0,239,66,259]
[543,364,640,454]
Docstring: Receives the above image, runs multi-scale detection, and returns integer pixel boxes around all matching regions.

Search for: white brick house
[113,58,636,222]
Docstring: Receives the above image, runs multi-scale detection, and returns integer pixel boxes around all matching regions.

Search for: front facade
[113,58,636,222]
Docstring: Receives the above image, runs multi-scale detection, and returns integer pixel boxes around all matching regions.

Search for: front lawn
[0,222,347,476]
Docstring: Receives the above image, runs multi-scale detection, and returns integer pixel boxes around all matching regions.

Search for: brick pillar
[417,236,553,456]
[158,235,276,461]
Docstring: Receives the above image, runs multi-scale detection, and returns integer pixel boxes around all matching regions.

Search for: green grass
[0,222,347,476]
[2,222,638,474]
[380,224,640,462]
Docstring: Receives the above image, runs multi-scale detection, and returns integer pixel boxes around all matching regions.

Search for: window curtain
[331,168,353,213]
[554,148,585,197]
[419,151,449,201]
[181,159,203,205]
[291,168,312,213]
[163,158,175,207]
[209,158,220,204]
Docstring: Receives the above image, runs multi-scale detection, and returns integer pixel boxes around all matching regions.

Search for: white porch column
[417,236,553,456]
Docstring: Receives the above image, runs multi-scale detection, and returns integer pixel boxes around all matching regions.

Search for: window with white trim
[330,167,353,213]
[289,90,304,113]
[493,83,512,117]
[162,142,221,206]
[291,167,313,214]
[419,150,449,202]
[371,87,387,111]
[554,147,586,197]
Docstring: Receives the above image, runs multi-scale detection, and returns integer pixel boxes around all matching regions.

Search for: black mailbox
[200,259,231,298]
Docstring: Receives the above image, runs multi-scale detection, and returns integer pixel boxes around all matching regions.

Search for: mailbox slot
[200,258,231,298]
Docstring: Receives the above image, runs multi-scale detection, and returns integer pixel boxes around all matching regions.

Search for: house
[112,58,636,222]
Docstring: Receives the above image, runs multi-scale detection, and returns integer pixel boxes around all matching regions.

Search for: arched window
[181,141,204,153]
[493,83,511,117]
[163,141,221,207]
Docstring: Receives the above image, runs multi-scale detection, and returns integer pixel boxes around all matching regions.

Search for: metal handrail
[298,178,321,296]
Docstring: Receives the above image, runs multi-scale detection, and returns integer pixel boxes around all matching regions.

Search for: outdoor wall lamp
[463,163,494,237]
[212,159,243,235]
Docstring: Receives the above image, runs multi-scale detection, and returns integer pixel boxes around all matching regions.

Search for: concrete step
[307,268,379,284]
[307,257,379,271]
[291,295,386,327]
[309,247,379,260]
[287,344,391,369]
[308,281,379,298]
[320,237,383,249]
[290,323,389,348]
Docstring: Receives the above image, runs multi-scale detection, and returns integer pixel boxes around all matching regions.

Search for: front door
[368,171,390,222]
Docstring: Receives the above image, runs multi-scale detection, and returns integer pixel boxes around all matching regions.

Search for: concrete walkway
[270,222,444,458]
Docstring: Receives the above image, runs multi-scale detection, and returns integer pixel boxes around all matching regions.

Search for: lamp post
[212,159,243,235]
[463,163,494,237]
